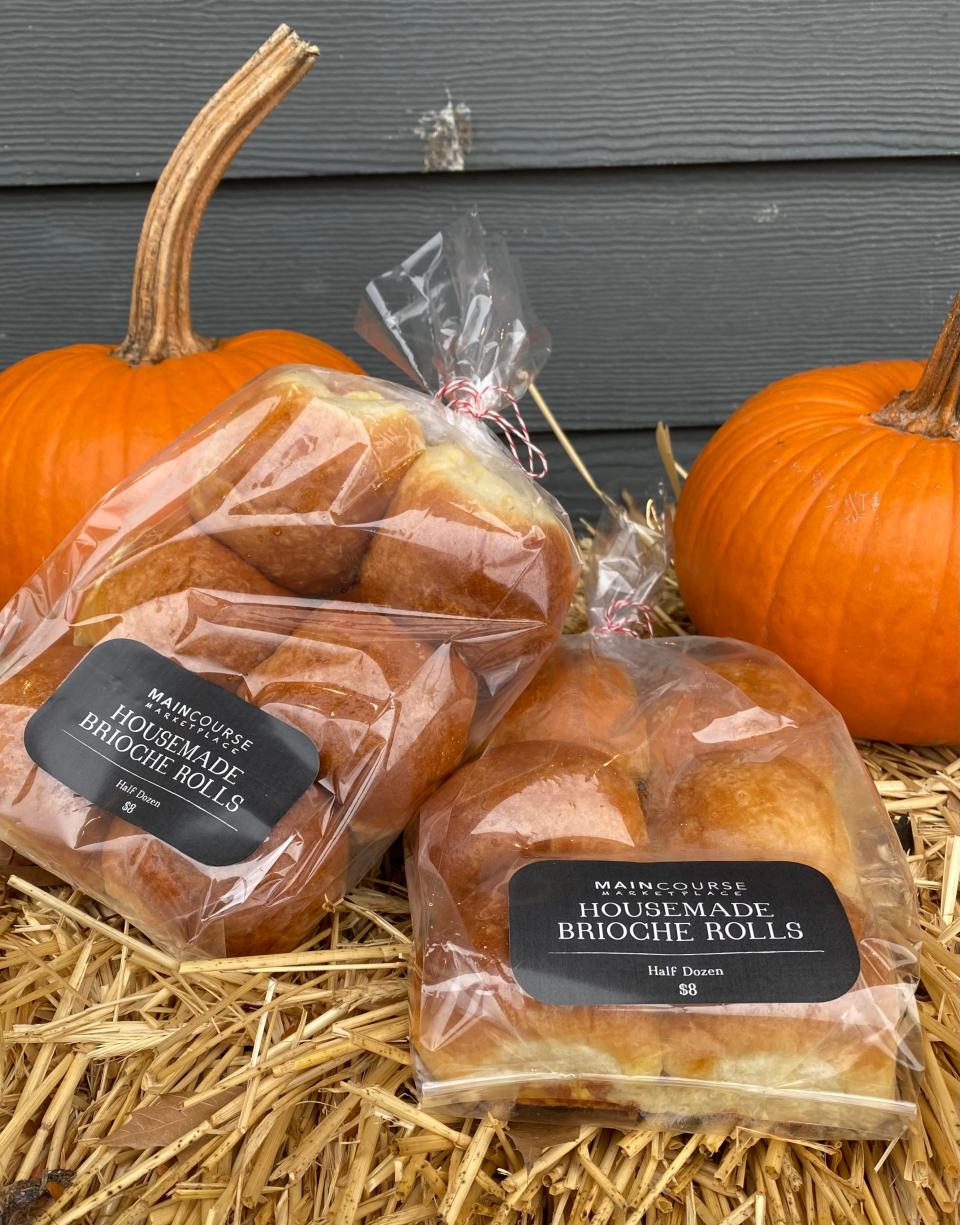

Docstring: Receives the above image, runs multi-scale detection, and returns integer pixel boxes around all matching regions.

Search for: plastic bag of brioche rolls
[407,509,921,1139]
[0,212,579,959]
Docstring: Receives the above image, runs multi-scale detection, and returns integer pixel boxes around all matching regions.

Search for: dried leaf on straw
[98,1089,238,1150]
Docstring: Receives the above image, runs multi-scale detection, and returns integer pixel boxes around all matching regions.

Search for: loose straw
[656,420,685,498]
[528,380,618,512]
[1,532,958,1224]
[528,380,687,505]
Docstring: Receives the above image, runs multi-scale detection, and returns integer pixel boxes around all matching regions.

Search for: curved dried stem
[876,294,960,440]
[115,25,318,366]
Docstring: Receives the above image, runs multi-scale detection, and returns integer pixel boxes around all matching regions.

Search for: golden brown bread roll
[486,637,648,776]
[189,370,424,595]
[694,646,844,780]
[411,741,661,1115]
[73,525,287,647]
[706,652,827,725]
[659,910,907,1133]
[97,590,303,693]
[423,741,648,953]
[0,640,109,893]
[413,962,664,1116]
[649,751,860,901]
[242,608,477,845]
[100,783,345,957]
[625,646,783,783]
[355,443,579,675]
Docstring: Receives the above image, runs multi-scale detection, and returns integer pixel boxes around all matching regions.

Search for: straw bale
[1,505,957,1223]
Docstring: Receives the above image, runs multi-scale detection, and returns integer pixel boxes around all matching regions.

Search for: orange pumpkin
[0,26,361,605]
[673,296,960,745]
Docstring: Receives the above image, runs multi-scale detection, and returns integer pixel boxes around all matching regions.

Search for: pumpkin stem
[875,294,960,440]
[114,26,318,366]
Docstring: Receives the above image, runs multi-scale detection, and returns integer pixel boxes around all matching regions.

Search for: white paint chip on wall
[415,96,473,171]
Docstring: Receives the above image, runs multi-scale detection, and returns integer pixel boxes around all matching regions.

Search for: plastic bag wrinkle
[406,508,921,1138]
[0,218,578,959]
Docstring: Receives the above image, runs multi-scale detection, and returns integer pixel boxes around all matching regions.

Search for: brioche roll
[422,741,648,917]
[697,647,850,784]
[242,608,477,845]
[98,591,303,694]
[650,751,859,901]
[190,370,424,596]
[638,649,827,792]
[0,639,109,892]
[486,638,648,776]
[412,742,661,1114]
[706,652,827,725]
[660,923,907,1134]
[73,525,287,647]
[101,783,345,957]
[355,443,579,676]
[414,960,663,1117]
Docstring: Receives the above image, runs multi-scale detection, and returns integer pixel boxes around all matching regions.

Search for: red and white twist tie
[595,597,655,639]
[437,378,548,480]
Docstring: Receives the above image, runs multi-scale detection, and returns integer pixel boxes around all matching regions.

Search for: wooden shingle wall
[4,0,959,518]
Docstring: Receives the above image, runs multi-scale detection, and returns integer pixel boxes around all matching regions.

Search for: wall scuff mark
[415,95,472,171]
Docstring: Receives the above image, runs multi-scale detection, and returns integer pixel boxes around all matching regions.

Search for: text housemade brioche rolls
[409,741,663,1117]
[3,614,353,957]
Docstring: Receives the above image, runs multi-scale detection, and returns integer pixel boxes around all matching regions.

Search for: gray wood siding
[1,161,953,432]
[1,1,955,514]
[5,1,960,186]
[542,428,712,524]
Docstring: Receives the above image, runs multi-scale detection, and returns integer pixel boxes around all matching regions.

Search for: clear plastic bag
[0,215,580,959]
[407,510,921,1139]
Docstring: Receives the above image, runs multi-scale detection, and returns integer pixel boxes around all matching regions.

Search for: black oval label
[24,639,320,866]
[508,859,861,1006]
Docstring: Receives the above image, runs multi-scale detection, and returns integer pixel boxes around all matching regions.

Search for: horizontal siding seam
[5,148,960,195]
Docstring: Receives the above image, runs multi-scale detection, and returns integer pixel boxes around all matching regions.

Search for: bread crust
[487,637,648,776]
[189,370,424,595]
[356,443,579,674]
[73,525,287,648]
[0,641,109,894]
[243,608,478,844]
